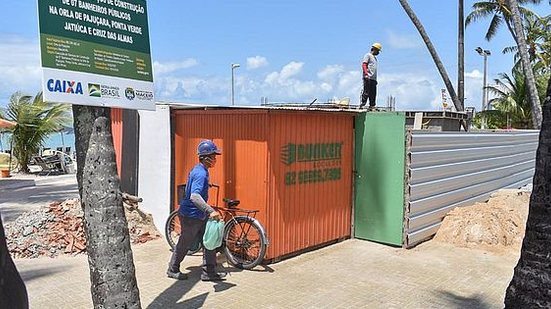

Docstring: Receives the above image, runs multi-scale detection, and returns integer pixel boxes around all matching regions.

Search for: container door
[354,112,406,246]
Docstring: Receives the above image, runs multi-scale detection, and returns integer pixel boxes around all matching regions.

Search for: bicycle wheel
[223,216,267,270]
[165,210,202,255]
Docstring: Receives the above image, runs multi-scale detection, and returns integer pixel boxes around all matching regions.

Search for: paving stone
[12,238,518,308]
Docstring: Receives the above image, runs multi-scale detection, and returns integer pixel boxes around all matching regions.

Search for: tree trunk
[72,105,141,308]
[458,0,465,111]
[506,0,543,129]
[399,0,462,113]
[504,73,551,307]
[0,215,28,309]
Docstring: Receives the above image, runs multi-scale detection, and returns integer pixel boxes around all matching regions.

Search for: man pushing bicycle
[167,140,226,281]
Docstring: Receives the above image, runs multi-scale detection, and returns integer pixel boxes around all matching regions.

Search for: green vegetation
[0,92,71,173]
[472,68,550,129]
[0,153,10,170]
[467,0,550,129]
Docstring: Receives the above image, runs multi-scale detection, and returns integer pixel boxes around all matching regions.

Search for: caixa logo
[47,79,84,95]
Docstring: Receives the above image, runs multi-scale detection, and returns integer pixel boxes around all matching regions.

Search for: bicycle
[165,184,269,270]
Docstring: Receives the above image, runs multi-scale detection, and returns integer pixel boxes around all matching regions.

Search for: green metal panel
[354,112,405,246]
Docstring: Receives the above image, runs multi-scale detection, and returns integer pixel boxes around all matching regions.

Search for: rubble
[6,198,161,258]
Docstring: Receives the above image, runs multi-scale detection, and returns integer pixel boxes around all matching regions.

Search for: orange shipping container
[173,108,354,261]
[111,108,123,176]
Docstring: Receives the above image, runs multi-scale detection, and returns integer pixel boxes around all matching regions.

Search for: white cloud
[378,73,443,110]
[280,61,303,79]
[386,30,422,49]
[151,56,462,110]
[317,65,344,81]
[153,58,199,75]
[155,75,227,103]
[465,69,483,79]
[0,35,42,105]
[265,61,304,85]
[464,69,485,111]
[246,56,268,70]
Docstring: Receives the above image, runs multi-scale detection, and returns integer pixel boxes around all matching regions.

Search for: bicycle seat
[223,198,240,208]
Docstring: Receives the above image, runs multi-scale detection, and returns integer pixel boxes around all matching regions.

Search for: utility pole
[231,63,240,106]
[458,0,465,111]
[476,47,491,129]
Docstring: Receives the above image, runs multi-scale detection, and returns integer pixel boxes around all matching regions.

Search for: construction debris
[6,197,161,258]
[433,189,530,254]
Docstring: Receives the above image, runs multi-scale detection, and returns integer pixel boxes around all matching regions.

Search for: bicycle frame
[168,183,269,268]
[212,206,269,247]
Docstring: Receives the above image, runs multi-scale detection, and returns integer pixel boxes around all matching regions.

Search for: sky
[0,0,549,111]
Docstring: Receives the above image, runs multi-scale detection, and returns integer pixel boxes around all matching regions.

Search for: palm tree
[503,14,551,70]
[466,0,543,128]
[459,0,466,111]
[72,105,141,308]
[1,92,70,173]
[504,72,551,308]
[508,0,543,128]
[0,215,28,308]
[486,70,533,128]
[466,0,541,40]
[398,0,463,113]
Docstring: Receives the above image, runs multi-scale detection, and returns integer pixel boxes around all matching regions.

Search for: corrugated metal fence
[404,130,539,247]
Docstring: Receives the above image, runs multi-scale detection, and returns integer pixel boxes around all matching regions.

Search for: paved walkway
[4,174,520,308]
[0,173,78,224]
[14,237,518,308]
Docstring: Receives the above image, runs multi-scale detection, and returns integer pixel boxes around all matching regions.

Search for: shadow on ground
[146,257,273,309]
[146,266,226,309]
[435,290,495,309]
[19,265,68,283]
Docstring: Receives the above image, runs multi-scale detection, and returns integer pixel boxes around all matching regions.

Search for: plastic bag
[203,219,224,250]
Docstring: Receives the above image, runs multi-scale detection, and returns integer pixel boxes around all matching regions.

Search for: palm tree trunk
[458,0,465,111]
[399,0,462,113]
[0,215,28,308]
[504,73,551,307]
[506,0,543,129]
[72,105,141,308]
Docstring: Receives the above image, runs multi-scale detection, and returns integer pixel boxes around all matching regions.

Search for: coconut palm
[508,0,543,128]
[72,105,141,308]
[0,214,28,308]
[467,0,543,128]
[398,0,462,113]
[466,0,541,41]
[0,92,71,173]
[503,13,551,70]
[486,70,533,128]
[459,0,466,110]
[504,72,551,308]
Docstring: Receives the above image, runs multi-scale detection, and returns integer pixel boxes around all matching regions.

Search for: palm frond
[5,91,72,172]
[486,14,504,40]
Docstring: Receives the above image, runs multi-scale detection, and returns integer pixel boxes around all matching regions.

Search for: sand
[433,189,530,254]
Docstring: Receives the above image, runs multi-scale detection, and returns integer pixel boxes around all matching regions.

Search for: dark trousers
[360,78,377,107]
[168,215,217,275]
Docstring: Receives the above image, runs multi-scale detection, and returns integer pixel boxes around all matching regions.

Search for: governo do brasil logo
[88,83,101,97]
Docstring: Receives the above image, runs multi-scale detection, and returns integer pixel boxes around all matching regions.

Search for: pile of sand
[433,189,530,254]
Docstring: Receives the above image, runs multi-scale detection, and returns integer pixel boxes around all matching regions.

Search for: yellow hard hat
[372,42,382,51]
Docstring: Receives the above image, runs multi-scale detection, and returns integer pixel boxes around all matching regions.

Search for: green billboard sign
[38,0,155,110]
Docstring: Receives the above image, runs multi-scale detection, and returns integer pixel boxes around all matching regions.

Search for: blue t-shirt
[179,163,210,220]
